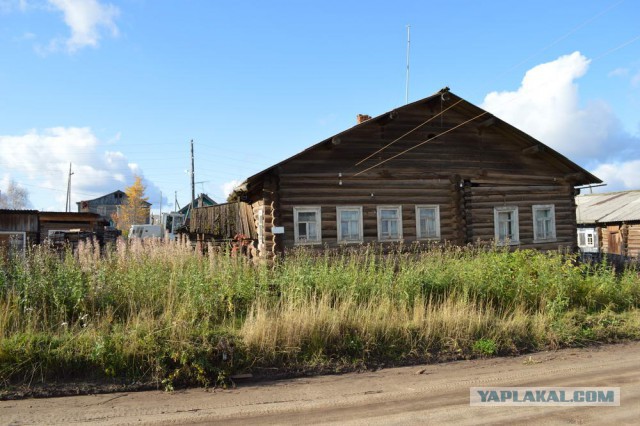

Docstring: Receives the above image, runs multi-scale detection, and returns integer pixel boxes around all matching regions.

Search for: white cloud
[0,127,162,210]
[632,71,640,88]
[482,51,640,192]
[221,179,242,199]
[591,161,640,192]
[608,67,629,78]
[47,0,119,52]
[0,0,29,13]
[482,51,616,160]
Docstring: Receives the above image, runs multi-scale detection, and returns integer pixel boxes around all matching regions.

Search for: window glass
[494,207,519,244]
[377,206,402,241]
[416,205,440,239]
[294,207,321,244]
[337,207,362,243]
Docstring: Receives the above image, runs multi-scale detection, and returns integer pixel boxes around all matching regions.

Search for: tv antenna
[405,24,411,104]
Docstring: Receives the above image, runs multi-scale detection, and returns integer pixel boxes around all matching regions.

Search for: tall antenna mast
[405,24,411,104]
[190,139,196,208]
[65,162,74,212]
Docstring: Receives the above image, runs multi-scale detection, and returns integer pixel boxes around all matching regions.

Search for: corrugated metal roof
[576,190,640,224]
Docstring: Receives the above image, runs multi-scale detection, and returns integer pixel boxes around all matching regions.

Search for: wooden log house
[232,88,601,258]
[576,190,640,258]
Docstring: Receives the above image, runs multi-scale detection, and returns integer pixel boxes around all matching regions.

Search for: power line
[354,98,463,167]
[491,0,626,83]
[352,111,488,177]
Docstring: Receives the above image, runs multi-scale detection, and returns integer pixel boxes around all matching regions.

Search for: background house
[576,190,640,258]
[77,190,151,225]
[178,193,217,219]
[232,88,600,258]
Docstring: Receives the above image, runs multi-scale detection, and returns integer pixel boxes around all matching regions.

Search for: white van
[129,224,163,239]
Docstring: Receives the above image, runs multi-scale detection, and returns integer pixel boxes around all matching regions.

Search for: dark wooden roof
[76,190,151,207]
[39,212,103,222]
[236,87,601,191]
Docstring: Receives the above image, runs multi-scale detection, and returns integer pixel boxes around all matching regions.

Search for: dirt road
[2,342,639,425]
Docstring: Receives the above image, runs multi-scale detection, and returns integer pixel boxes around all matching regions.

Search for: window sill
[496,240,520,246]
[294,241,322,246]
[533,238,557,244]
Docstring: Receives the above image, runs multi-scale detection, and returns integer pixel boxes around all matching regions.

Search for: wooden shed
[38,212,103,242]
[232,88,601,258]
[0,209,39,253]
[576,190,640,258]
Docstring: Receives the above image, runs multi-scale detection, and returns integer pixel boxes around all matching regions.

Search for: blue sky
[1,0,639,211]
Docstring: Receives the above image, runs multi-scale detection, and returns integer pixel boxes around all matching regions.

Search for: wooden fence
[190,202,257,239]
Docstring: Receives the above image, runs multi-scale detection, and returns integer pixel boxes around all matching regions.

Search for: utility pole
[174,191,180,211]
[159,190,162,221]
[65,163,74,212]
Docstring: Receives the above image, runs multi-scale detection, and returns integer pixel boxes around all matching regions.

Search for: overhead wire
[352,111,488,177]
[354,98,464,167]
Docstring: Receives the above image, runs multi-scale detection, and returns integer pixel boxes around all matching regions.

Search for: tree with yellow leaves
[112,175,150,236]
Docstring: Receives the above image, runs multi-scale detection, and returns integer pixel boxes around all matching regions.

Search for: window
[415,205,440,240]
[337,206,363,243]
[578,229,596,248]
[377,206,403,241]
[293,206,322,244]
[494,206,519,245]
[532,204,556,242]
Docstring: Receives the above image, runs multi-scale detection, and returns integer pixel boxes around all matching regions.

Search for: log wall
[627,224,640,257]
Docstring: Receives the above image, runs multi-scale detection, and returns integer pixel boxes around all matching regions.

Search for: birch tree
[112,175,150,235]
[0,179,30,209]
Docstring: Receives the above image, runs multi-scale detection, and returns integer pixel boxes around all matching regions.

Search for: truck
[128,224,163,239]
[161,212,185,240]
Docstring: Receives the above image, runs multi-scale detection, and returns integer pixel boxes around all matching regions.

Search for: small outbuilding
[576,190,640,258]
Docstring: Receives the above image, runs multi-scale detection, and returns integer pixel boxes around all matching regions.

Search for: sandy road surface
[2,342,639,425]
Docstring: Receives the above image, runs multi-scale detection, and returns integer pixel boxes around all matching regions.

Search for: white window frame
[257,207,265,252]
[293,206,322,245]
[493,206,519,245]
[415,205,441,240]
[578,228,596,248]
[532,204,556,243]
[377,205,403,242]
[336,206,364,244]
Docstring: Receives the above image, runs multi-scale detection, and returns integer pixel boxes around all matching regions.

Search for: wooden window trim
[293,206,322,245]
[532,204,556,243]
[377,205,403,242]
[415,205,441,240]
[493,206,519,245]
[336,206,364,244]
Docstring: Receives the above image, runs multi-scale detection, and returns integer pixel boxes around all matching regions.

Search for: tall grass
[1,239,639,389]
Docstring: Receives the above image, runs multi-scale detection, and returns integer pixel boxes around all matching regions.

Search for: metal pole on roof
[190,139,196,210]
[405,25,411,105]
